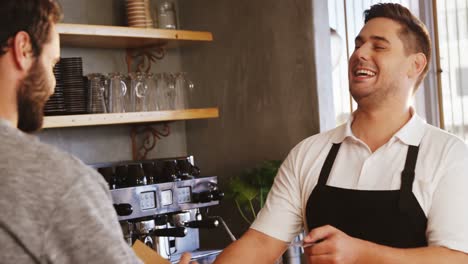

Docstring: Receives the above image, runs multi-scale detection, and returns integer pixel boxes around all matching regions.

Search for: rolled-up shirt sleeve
[426,141,468,253]
[250,150,303,243]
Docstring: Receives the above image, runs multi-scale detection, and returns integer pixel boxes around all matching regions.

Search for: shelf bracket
[126,44,167,73]
[131,123,171,160]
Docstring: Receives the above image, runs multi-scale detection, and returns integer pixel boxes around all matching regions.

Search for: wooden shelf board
[43,108,219,128]
[57,23,213,49]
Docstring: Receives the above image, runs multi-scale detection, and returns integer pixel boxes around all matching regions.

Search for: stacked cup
[126,0,154,28]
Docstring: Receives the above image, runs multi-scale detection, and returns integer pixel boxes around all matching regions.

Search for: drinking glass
[173,72,194,110]
[87,73,107,113]
[158,73,175,110]
[145,73,158,111]
[129,72,148,112]
[107,73,128,113]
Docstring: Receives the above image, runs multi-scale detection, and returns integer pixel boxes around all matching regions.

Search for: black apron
[306,143,427,248]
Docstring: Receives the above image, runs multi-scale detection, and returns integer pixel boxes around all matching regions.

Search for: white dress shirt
[251,111,468,253]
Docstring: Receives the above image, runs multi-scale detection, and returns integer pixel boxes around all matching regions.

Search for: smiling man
[215,3,468,264]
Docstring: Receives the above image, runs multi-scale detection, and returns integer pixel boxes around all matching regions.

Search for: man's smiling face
[348,17,415,106]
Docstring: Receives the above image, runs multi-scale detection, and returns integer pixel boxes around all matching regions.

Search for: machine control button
[140,191,156,210]
[177,186,192,203]
[160,189,173,206]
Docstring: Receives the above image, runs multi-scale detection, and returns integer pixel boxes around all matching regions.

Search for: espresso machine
[93,156,229,263]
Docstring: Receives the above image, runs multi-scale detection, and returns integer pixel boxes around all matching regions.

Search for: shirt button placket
[358,149,373,188]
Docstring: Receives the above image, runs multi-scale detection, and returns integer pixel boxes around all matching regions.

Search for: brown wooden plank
[57,23,213,49]
[43,108,219,128]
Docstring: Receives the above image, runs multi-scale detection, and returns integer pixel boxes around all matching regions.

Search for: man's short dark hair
[364,3,431,88]
[0,0,62,57]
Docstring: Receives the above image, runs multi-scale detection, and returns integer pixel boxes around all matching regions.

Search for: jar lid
[161,1,173,10]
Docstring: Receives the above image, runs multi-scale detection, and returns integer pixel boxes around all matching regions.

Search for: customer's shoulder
[34,140,97,180]
[0,126,95,180]
[0,126,105,207]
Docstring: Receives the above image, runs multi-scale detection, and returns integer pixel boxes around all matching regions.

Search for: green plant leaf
[228,176,258,202]
[225,160,282,225]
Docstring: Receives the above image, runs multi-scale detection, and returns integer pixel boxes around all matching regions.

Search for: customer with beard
[215,3,468,264]
[0,1,193,263]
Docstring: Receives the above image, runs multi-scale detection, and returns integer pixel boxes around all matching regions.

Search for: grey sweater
[0,119,142,264]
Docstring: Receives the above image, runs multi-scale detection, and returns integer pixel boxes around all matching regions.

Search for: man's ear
[408,52,427,79]
[12,31,34,72]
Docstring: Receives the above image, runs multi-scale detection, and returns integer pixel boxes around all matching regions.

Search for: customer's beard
[17,61,51,133]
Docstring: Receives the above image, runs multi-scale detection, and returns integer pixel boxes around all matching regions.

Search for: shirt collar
[331,108,427,146]
[393,109,426,145]
[331,116,355,144]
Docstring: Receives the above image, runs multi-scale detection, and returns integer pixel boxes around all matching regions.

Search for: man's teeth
[355,69,376,77]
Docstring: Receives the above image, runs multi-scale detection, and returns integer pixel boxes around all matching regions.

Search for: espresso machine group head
[93,156,226,263]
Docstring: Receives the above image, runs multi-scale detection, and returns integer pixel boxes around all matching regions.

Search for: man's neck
[351,105,412,152]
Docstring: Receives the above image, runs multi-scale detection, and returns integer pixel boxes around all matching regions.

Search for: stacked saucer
[126,0,154,28]
[60,57,87,114]
[44,61,66,115]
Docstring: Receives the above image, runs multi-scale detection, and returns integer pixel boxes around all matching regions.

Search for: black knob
[192,191,213,203]
[185,218,219,229]
[176,159,194,180]
[115,165,129,188]
[161,160,181,182]
[149,227,187,237]
[142,162,156,185]
[191,165,201,177]
[128,163,147,186]
[98,167,117,190]
[113,203,133,216]
[211,190,224,201]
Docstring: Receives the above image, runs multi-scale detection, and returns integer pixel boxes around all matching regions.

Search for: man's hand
[303,225,364,264]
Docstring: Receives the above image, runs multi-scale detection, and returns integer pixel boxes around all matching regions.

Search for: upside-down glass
[173,72,194,110]
[129,72,148,112]
[157,73,176,110]
[107,73,128,113]
[87,73,107,113]
[145,73,158,111]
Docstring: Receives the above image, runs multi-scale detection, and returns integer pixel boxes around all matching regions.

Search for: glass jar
[158,1,177,29]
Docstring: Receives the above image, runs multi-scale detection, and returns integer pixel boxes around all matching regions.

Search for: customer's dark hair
[0,0,62,57]
[364,3,431,88]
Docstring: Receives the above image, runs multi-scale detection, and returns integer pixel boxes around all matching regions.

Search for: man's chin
[349,86,374,101]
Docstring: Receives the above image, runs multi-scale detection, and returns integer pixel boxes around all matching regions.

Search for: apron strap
[318,143,342,186]
[399,145,420,212]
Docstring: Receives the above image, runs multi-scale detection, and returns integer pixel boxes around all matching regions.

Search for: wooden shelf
[43,108,219,128]
[57,23,213,49]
